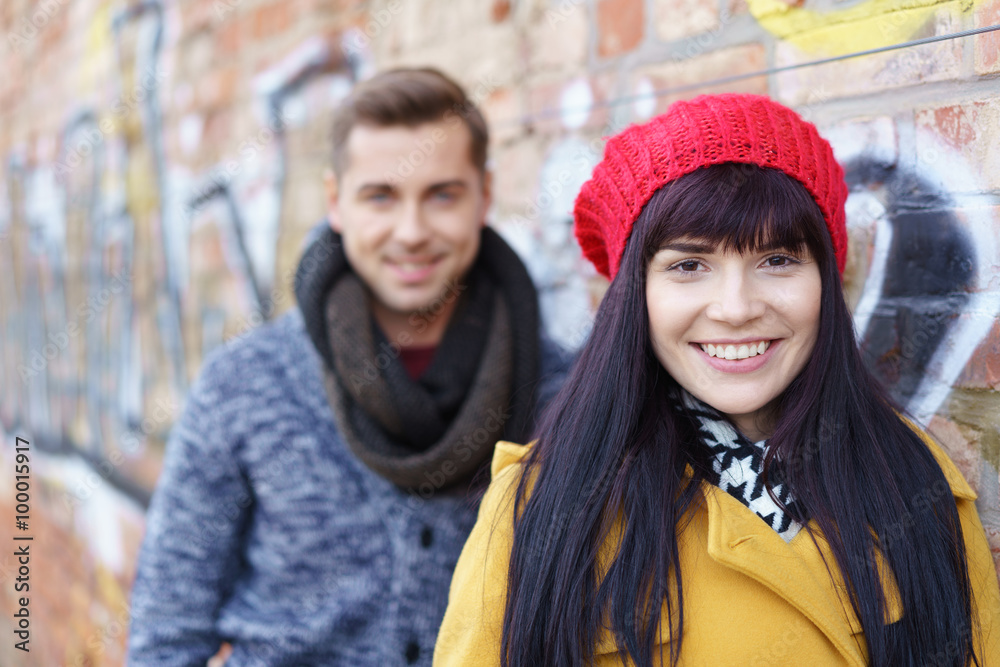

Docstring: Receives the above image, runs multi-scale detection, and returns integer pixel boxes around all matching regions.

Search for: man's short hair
[331,67,489,177]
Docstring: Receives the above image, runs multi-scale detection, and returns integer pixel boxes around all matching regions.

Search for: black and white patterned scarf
[679,390,804,541]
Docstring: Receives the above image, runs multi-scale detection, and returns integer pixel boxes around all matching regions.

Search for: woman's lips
[700,340,770,359]
[692,339,780,374]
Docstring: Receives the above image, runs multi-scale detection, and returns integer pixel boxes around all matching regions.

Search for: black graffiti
[845,159,976,406]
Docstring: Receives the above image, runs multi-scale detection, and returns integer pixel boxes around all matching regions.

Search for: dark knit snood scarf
[678,389,804,541]
[294,225,540,491]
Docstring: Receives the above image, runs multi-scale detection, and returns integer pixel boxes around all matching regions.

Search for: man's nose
[393,201,431,246]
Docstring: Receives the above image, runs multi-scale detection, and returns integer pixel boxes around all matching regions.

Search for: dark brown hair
[501,164,978,667]
[330,67,488,176]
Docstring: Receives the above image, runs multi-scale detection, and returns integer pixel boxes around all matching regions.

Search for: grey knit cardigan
[126,309,571,666]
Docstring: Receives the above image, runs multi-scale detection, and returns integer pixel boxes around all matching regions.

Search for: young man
[127,68,570,666]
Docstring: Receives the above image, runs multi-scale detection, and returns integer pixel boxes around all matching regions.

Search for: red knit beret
[573,93,849,280]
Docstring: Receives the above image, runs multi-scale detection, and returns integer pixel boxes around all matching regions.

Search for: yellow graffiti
[747,0,983,55]
[83,2,114,94]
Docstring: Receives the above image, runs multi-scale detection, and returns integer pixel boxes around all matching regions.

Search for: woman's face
[646,236,822,441]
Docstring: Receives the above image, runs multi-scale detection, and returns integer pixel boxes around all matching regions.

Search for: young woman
[433,94,1000,666]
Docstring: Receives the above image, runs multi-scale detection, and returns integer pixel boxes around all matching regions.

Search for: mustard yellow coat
[434,429,1000,666]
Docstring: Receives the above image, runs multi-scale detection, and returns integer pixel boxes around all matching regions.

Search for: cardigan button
[404,640,421,663]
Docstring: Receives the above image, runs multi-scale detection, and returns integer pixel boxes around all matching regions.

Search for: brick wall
[0,0,998,664]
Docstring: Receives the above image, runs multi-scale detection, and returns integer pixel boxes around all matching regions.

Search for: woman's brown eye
[768,256,788,266]
[681,260,699,271]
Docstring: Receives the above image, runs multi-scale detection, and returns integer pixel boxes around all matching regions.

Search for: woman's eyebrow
[660,241,715,253]
[660,239,805,254]
[757,238,805,252]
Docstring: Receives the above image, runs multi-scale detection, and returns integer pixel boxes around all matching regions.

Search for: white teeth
[699,340,771,360]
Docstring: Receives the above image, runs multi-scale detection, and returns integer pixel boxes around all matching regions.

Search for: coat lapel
[701,484,868,665]
[591,423,976,664]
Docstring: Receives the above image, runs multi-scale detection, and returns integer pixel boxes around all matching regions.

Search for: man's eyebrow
[426,179,468,191]
[356,182,397,194]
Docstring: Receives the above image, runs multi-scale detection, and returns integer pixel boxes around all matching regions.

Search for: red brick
[185,0,220,32]
[480,85,521,144]
[925,104,979,153]
[191,220,228,274]
[631,43,768,116]
[914,100,1000,192]
[491,0,511,23]
[213,66,241,109]
[586,72,619,131]
[653,0,719,43]
[252,0,293,41]
[525,74,617,135]
[525,77,568,134]
[975,0,1000,75]
[926,415,982,493]
[492,138,546,223]
[528,1,589,73]
[955,318,1000,390]
[726,0,749,16]
[216,14,244,57]
[39,9,67,53]
[597,0,643,58]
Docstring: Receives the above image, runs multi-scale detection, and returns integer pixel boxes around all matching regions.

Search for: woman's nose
[704,273,766,326]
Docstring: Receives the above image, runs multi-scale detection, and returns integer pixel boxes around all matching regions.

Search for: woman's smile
[646,237,821,440]
[691,338,780,374]
[697,339,771,359]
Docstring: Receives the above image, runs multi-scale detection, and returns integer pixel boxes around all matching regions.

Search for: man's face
[328,120,490,317]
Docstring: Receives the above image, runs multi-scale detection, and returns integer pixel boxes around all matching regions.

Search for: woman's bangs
[644,164,827,262]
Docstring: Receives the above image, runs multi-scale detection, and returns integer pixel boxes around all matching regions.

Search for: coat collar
[506,420,976,664]
[687,424,974,665]
[591,424,975,662]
